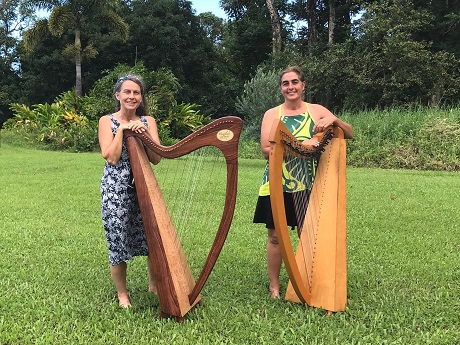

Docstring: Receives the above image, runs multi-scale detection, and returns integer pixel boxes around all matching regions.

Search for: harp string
[284,146,320,291]
[152,146,226,269]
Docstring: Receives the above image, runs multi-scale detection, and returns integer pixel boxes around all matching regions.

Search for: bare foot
[118,293,132,308]
[269,287,280,299]
[149,286,158,295]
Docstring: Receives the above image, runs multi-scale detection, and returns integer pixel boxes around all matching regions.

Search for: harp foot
[159,311,185,323]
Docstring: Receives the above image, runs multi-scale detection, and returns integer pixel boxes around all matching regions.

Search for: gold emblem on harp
[217,129,234,142]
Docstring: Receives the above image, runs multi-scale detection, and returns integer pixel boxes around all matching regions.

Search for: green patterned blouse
[258,103,318,196]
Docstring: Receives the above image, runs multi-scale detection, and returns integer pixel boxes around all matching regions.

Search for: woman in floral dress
[98,74,161,308]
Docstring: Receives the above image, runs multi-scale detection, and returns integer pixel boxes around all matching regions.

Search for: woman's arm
[309,104,354,139]
[98,115,127,165]
[260,108,278,159]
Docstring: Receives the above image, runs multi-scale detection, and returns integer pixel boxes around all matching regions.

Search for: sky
[35,2,227,20]
[191,0,226,18]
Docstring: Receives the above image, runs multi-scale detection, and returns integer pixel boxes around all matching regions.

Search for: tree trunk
[306,0,317,51]
[266,0,282,54]
[329,0,336,45]
[75,28,82,97]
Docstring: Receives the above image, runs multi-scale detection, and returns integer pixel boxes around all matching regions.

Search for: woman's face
[115,80,142,112]
[280,71,305,102]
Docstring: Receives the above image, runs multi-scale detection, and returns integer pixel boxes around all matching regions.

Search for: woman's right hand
[301,137,320,149]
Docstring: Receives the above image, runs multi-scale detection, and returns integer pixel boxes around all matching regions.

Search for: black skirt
[253,193,298,229]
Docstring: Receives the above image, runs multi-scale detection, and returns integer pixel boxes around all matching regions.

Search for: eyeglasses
[116,75,142,83]
[115,75,144,91]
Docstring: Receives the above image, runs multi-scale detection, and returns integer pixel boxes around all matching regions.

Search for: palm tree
[23,0,129,96]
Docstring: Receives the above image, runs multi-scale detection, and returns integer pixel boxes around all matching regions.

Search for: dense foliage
[342,107,460,171]
[2,63,209,151]
[3,90,98,152]
[21,0,129,97]
[1,0,460,168]
[1,1,458,120]
[3,100,460,171]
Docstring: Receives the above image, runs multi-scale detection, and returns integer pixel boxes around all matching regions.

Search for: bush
[2,64,210,151]
[231,105,460,171]
[1,90,99,152]
[235,67,282,141]
[89,62,209,141]
[343,106,460,171]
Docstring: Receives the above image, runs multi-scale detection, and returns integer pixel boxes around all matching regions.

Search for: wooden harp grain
[124,116,242,321]
[268,119,347,312]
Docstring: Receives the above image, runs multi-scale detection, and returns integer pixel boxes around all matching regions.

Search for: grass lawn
[0,144,459,344]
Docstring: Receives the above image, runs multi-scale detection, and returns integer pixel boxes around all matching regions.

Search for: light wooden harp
[123,116,242,321]
[268,119,347,312]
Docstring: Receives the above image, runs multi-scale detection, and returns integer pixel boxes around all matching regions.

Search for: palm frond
[99,10,129,42]
[82,44,98,59]
[27,1,61,11]
[62,44,78,59]
[22,19,50,51]
[48,6,75,36]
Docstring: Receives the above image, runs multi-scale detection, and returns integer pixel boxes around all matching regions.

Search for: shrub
[235,67,282,141]
[2,90,99,152]
[2,64,210,151]
[88,62,209,141]
[342,107,460,171]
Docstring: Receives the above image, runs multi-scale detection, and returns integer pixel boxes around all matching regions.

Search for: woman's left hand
[313,115,337,133]
[129,120,147,133]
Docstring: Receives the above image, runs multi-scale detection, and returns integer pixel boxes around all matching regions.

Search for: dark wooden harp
[123,116,242,320]
[268,119,347,312]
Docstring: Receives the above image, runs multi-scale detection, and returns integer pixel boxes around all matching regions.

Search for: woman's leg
[147,256,157,295]
[267,228,282,298]
[110,261,131,307]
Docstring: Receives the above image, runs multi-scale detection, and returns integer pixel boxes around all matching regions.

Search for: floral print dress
[100,114,149,265]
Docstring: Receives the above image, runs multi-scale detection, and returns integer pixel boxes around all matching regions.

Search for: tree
[413,0,460,56]
[197,12,225,46]
[266,0,282,53]
[114,0,239,118]
[306,0,318,50]
[1,0,33,61]
[22,0,129,97]
[0,0,35,126]
[284,0,361,53]
[328,0,336,45]
[221,0,273,79]
[348,0,460,108]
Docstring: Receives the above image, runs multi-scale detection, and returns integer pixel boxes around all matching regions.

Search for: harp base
[159,312,185,323]
[158,299,203,323]
[285,281,347,312]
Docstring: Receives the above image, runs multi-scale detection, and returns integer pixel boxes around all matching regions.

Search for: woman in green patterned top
[253,66,354,299]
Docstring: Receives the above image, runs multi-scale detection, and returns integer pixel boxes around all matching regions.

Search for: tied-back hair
[278,66,306,86]
[113,74,149,117]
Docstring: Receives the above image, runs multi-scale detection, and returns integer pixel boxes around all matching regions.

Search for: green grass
[0,144,459,344]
